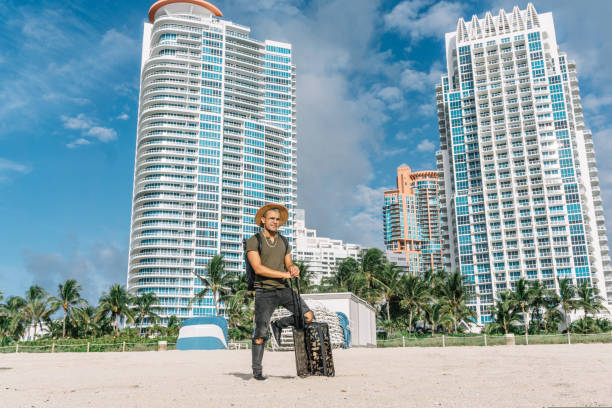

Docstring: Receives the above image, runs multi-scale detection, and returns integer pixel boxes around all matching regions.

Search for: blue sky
[1,0,612,302]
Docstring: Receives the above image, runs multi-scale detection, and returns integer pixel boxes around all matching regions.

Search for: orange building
[383,165,443,275]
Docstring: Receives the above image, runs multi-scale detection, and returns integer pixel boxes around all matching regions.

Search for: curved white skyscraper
[436,3,612,323]
[127,0,296,322]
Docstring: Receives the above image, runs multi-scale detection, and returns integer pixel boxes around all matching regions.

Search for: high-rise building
[293,209,410,283]
[383,165,443,275]
[436,3,612,323]
[127,0,297,322]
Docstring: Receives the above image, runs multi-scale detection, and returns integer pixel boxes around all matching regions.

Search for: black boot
[276,315,295,329]
[252,342,267,381]
[270,320,283,346]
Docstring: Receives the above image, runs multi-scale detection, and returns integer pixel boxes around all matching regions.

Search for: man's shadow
[227,372,294,380]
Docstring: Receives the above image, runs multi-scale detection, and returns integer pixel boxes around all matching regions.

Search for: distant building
[293,209,408,283]
[127,0,297,321]
[383,165,443,275]
[436,3,612,322]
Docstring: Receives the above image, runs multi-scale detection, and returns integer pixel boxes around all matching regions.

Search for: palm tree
[133,292,160,337]
[75,305,97,337]
[422,269,447,299]
[43,319,64,339]
[225,293,254,340]
[399,274,431,335]
[167,315,181,336]
[326,257,358,291]
[378,262,403,324]
[22,285,56,340]
[557,278,579,332]
[527,280,549,331]
[438,271,476,334]
[78,305,113,337]
[423,302,452,336]
[347,248,386,304]
[229,269,249,295]
[225,293,248,331]
[0,316,11,346]
[0,291,5,318]
[1,296,27,341]
[576,281,607,321]
[95,284,135,336]
[294,261,314,294]
[192,255,233,316]
[50,279,87,338]
[488,291,521,335]
[543,294,562,333]
[512,278,532,341]
[378,318,395,338]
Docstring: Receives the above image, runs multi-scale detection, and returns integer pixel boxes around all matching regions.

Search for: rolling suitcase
[291,279,335,377]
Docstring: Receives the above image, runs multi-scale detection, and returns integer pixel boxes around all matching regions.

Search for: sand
[1,344,611,407]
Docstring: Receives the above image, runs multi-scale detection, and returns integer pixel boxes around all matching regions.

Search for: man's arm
[247,250,291,279]
[285,253,300,278]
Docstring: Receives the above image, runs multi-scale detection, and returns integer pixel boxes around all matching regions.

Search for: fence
[3,332,611,353]
[376,332,612,348]
[0,341,177,354]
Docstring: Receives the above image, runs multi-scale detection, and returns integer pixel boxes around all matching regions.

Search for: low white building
[302,292,377,347]
[293,209,408,284]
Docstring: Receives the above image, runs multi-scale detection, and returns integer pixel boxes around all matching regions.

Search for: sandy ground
[1,344,612,408]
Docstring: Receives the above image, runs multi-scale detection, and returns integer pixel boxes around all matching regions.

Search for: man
[246,203,314,381]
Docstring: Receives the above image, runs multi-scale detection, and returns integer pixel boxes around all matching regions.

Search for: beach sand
[1,344,611,407]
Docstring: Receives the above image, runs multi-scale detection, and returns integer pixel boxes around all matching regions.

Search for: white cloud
[384,0,466,41]
[116,113,129,120]
[233,0,395,247]
[582,94,612,114]
[377,86,405,110]
[395,123,431,142]
[61,114,117,147]
[0,158,31,173]
[399,62,443,93]
[0,158,32,182]
[66,138,92,149]
[0,6,139,134]
[418,101,436,117]
[61,113,91,130]
[343,185,388,247]
[87,126,117,142]
[21,241,128,303]
[381,147,409,157]
[416,139,436,152]
[224,0,302,15]
[395,131,410,141]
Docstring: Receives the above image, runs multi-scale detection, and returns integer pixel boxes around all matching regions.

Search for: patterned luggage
[291,279,335,377]
[304,322,335,376]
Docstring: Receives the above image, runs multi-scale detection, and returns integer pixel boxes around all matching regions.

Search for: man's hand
[288,264,300,278]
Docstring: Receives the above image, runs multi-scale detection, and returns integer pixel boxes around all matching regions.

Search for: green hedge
[376,332,612,348]
[0,337,178,353]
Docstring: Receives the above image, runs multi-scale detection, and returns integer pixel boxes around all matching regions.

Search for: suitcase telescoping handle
[291,278,305,329]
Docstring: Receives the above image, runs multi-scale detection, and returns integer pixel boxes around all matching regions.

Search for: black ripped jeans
[251,287,312,374]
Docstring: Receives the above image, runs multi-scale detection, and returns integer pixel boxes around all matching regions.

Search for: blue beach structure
[176,317,228,350]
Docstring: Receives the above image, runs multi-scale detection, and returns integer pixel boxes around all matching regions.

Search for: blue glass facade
[437,5,611,324]
[128,5,296,323]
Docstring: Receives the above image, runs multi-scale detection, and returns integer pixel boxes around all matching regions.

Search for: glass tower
[383,165,443,275]
[436,3,612,323]
[127,0,297,322]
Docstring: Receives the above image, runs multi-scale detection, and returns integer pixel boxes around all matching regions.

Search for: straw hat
[255,203,289,227]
